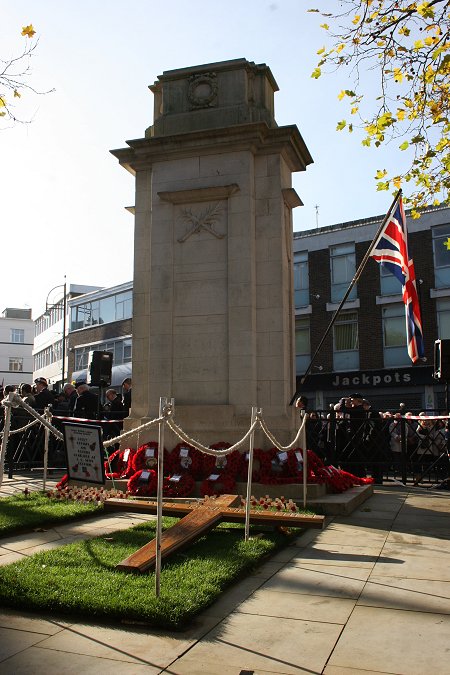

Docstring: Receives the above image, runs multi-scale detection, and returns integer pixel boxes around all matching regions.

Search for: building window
[333,311,359,371]
[74,338,133,371]
[330,243,357,303]
[9,357,23,372]
[383,303,409,367]
[433,223,450,288]
[295,316,310,374]
[380,264,402,296]
[11,328,24,344]
[70,290,132,331]
[437,298,450,339]
[293,251,309,308]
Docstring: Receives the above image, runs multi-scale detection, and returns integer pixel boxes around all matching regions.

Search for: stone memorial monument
[111,58,313,445]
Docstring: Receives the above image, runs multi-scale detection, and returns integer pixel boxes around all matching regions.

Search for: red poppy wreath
[127,468,157,496]
[163,473,195,498]
[168,442,203,479]
[200,473,236,497]
[132,441,168,472]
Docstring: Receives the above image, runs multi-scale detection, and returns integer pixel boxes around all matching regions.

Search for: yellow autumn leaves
[308,1,450,214]
[0,25,37,116]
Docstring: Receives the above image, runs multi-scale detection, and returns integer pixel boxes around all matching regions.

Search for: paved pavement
[0,475,449,674]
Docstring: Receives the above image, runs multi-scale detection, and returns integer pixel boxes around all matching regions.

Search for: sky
[1,0,407,317]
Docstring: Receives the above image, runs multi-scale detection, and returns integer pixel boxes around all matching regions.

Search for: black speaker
[434,339,450,380]
[88,350,113,386]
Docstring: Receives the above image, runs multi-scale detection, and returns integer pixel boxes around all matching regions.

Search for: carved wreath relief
[177,202,224,243]
[187,72,218,110]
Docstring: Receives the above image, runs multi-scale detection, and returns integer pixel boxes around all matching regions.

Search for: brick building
[293,204,450,411]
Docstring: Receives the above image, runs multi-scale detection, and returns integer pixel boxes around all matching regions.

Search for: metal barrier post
[43,406,51,492]
[244,407,258,542]
[0,396,13,489]
[400,417,407,485]
[155,396,171,597]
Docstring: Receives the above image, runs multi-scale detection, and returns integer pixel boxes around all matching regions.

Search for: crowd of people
[0,377,132,421]
[296,392,448,482]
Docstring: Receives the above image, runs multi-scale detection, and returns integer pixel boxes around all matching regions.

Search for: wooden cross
[104,494,325,573]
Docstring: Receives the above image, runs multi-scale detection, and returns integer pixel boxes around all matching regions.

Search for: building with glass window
[33,284,102,392]
[68,281,133,387]
[293,204,450,411]
[0,308,34,387]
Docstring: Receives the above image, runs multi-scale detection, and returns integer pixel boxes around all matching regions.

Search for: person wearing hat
[73,382,99,420]
[121,377,132,415]
[34,377,55,412]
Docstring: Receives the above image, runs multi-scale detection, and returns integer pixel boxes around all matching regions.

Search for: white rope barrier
[0,418,39,437]
[166,417,259,456]
[103,415,165,448]
[259,412,307,451]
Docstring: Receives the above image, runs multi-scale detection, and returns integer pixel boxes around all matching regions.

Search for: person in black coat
[34,378,55,413]
[103,388,125,439]
[121,377,132,415]
[73,383,99,419]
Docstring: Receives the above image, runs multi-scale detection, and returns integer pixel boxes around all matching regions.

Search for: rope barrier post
[43,406,51,493]
[300,411,308,509]
[155,396,172,597]
[0,396,13,489]
[245,406,259,542]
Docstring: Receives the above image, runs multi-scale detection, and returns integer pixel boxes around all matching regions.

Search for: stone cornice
[110,122,313,174]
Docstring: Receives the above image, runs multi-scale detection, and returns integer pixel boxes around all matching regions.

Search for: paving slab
[371,546,450,581]
[290,542,383,568]
[236,587,355,624]
[168,612,343,674]
[36,621,200,670]
[1,645,160,674]
[386,530,450,551]
[324,667,398,675]
[0,625,50,662]
[0,609,72,634]
[327,605,450,675]
[358,575,450,614]
[0,529,64,552]
[263,562,370,598]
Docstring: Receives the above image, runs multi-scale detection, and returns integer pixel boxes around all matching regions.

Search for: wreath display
[163,473,195,498]
[201,442,232,477]
[132,441,168,472]
[313,465,374,493]
[258,447,298,484]
[202,443,241,479]
[200,473,236,497]
[104,447,136,479]
[127,469,157,496]
[237,448,272,482]
[168,443,203,479]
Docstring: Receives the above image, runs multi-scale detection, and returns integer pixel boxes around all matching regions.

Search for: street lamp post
[44,277,67,392]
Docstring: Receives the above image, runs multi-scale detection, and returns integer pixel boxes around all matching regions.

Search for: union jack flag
[370,195,424,363]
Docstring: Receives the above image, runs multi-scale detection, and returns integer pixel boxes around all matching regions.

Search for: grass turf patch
[0,492,102,536]
[0,517,294,629]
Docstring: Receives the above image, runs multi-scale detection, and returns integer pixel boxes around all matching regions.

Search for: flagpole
[290,189,402,405]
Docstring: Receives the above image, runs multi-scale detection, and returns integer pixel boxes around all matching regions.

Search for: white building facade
[0,308,34,386]
[33,284,101,392]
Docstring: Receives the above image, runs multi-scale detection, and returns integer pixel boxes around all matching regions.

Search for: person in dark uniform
[33,378,55,413]
[73,383,99,419]
[103,388,125,439]
[121,377,132,415]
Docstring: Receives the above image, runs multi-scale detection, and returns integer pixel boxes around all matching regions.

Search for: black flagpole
[289,189,402,405]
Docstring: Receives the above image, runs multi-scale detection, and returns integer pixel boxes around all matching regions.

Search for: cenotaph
[111,58,313,446]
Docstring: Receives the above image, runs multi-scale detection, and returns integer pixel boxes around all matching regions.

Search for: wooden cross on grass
[104,494,325,573]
